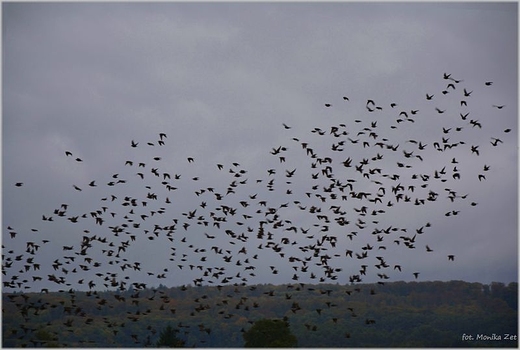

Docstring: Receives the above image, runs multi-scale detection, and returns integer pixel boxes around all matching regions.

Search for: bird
[3,71,509,348]
[490,138,503,146]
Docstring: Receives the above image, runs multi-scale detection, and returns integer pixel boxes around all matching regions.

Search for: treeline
[2,280,517,347]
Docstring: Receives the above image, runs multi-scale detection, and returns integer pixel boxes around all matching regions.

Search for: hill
[2,280,517,347]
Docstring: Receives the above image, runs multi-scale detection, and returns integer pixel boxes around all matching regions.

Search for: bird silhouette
[3,72,511,347]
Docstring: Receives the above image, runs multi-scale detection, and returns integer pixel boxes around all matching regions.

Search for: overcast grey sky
[2,2,518,292]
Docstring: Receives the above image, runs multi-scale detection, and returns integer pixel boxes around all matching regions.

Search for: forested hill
[3,280,517,347]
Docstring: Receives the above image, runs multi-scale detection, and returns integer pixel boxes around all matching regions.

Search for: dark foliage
[2,280,517,347]
[243,318,297,347]
[156,324,185,347]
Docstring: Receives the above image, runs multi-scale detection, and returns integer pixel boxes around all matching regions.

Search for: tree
[156,324,185,348]
[243,318,297,347]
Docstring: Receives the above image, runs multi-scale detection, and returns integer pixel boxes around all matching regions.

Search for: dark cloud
[2,3,517,292]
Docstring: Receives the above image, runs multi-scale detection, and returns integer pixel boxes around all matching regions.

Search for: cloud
[2,3,517,292]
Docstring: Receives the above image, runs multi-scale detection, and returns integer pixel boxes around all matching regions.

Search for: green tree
[156,324,185,348]
[33,329,60,348]
[243,318,297,347]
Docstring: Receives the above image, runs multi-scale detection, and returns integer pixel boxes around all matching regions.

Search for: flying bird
[3,71,509,347]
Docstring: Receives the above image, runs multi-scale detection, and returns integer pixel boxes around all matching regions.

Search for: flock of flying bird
[3,73,512,346]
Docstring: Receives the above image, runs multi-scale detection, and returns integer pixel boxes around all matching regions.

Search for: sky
[2,2,518,293]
